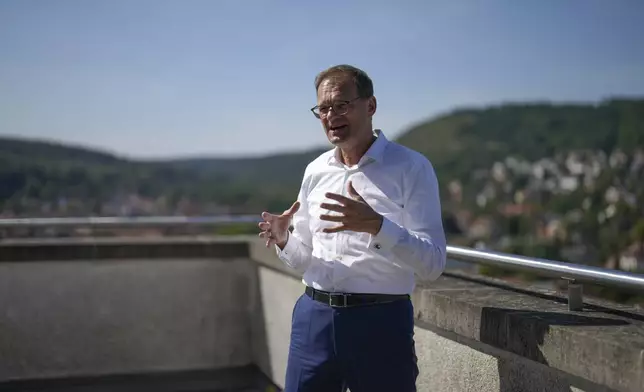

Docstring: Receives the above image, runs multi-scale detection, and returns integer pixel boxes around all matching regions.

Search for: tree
[631,219,644,251]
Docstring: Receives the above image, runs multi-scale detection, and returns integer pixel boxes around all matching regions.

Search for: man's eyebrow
[318,98,351,105]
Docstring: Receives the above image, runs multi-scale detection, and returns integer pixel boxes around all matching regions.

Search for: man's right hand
[258,201,300,249]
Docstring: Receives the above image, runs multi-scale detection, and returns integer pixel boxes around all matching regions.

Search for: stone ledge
[412,272,644,392]
[0,236,250,262]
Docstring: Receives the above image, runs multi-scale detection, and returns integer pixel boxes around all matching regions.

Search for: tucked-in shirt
[276,129,446,295]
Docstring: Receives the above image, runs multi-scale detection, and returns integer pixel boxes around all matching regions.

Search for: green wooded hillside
[1,98,642,213]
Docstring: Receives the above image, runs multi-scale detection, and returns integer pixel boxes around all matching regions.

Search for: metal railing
[447,245,644,310]
[2,215,644,311]
[0,215,260,227]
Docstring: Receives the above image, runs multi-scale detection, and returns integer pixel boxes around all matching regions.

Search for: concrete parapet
[0,236,642,392]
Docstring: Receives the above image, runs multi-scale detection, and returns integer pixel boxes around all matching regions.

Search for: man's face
[316,78,374,148]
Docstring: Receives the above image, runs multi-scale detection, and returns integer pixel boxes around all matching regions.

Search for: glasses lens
[334,102,349,115]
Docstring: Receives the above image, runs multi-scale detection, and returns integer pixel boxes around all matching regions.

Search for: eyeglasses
[310,97,361,119]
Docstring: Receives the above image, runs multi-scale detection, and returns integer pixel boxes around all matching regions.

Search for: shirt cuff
[368,216,403,253]
[275,232,298,262]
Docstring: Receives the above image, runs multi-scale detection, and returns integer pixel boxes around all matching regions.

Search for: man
[258,64,446,392]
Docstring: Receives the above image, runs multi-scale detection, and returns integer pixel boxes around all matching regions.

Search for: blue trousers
[284,292,419,392]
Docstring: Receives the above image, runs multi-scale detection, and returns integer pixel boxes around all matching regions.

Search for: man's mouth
[329,125,348,132]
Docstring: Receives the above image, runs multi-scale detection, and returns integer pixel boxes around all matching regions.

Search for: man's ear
[368,96,377,116]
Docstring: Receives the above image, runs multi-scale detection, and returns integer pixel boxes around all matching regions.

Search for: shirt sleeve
[275,170,314,274]
[367,159,447,281]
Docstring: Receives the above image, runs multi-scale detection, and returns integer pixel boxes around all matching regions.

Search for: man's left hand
[320,181,383,235]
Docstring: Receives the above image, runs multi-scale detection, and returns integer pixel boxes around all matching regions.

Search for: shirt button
[374,244,381,249]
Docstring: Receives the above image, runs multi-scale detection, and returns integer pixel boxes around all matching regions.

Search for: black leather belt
[305,286,409,308]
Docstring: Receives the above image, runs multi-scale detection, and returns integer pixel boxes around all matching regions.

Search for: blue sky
[1,0,643,159]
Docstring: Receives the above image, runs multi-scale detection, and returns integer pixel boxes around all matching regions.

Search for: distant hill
[1,97,642,213]
[162,149,327,189]
[0,135,326,213]
[397,98,644,184]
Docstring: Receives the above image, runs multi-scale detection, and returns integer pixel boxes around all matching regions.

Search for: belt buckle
[329,292,348,307]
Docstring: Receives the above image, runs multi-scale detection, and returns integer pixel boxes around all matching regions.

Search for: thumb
[283,200,301,217]
[348,181,364,201]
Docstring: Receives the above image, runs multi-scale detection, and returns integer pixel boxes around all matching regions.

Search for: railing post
[566,278,583,311]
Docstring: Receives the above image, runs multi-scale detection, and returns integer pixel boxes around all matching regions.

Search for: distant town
[448,148,644,274]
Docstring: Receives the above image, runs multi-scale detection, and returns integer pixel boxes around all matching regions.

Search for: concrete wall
[1,237,642,392]
[0,239,256,383]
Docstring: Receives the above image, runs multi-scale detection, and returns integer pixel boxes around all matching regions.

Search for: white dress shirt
[276,129,446,295]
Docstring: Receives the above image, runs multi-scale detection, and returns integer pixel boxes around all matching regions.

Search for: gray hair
[314,64,374,98]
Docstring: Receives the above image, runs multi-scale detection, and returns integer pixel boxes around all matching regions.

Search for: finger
[261,211,277,221]
[319,214,344,222]
[323,224,348,233]
[347,181,365,201]
[261,233,277,248]
[283,201,301,216]
[324,192,354,205]
[266,232,280,247]
[320,202,345,212]
[258,221,271,230]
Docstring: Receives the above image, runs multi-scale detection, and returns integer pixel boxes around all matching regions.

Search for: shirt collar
[327,129,388,167]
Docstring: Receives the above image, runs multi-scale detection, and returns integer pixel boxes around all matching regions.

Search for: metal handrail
[2,215,643,310]
[0,215,260,227]
[447,245,644,310]
[447,245,644,292]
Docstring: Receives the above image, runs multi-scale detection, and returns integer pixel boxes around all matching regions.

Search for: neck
[339,130,377,166]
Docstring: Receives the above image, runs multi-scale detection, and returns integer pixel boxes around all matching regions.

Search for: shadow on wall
[247,259,280,391]
[479,308,629,392]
